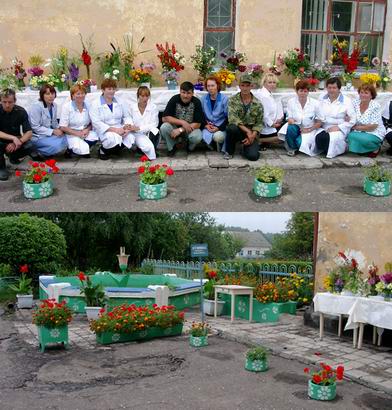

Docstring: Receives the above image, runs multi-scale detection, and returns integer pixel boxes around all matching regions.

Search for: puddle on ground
[67,176,124,191]
[197,350,234,361]
[179,197,196,204]
[353,393,392,410]
[273,372,308,385]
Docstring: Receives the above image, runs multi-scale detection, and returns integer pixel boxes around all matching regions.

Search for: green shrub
[140,263,154,275]
[0,263,12,278]
[0,214,66,279]
[255,165,284,183]
[246,346,268,361]
[364,164,392,182]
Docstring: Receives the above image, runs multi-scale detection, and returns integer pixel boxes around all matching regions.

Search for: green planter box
[253,179,282,198]
[308,380,336,401]
[23,180,53,199]
[38,325,68,352]
[189,335,208,347]
[277,301,297,315]
[169,292,201,310]
[363,178,391,197]
[96,323,183,345]
[245,358,269,372]
[139,181,167,200]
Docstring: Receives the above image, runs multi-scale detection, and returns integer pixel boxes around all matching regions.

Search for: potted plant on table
[78,272,106,320]
[375,272,392,301]
[254,165,284,198]
[9,273,33,308]
[129,63,155,88]
[16,159,59,199]
[156,42,185,89]
[363,164,391,197]
[190,45,217,82]
[138,155,174,200]
[203,270,225,316]
[189,322,209,347]
[304,363,344,401]
[32,298,73,352]
[245,346,269,372]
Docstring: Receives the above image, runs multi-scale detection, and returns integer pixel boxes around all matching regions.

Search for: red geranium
[165,168,174,176]
[15,170,22,177]
[19,264,29,273]
[305,363,344,386]
[21,159,59,184]
[140,155,149,162]
[33,174,42,183]
[207,270,217,279]
[78,272,86,281]
[138,158,175,186]
[137,166,145,174]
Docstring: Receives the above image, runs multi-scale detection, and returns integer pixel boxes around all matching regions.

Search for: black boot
[0,156,9,181]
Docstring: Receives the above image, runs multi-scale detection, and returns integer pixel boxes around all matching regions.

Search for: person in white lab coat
[89,79,133,160]
[126,86,158,160]
[59,84,98,158]
[314,77,356,158]
[382,97,392,155]
[254,73,284,149]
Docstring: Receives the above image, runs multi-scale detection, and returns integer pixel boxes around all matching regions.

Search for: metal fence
[141,259,313,281]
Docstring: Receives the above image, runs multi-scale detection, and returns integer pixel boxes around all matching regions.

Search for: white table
[214,285,254,322]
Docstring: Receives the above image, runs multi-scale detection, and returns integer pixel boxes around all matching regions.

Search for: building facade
[228,231,272,259]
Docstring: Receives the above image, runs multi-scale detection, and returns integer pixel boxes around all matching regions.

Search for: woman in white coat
[59,84,98,158]
[315,77,356,158]
[127,86,158,160]
[89,79,134,160]
[278,80,322,156]
[254,73,284,149]
[29,84,67,158]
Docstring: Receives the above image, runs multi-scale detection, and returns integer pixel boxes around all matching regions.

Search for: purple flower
[220,52,228,58]
[380,272,392,284]
[28,67,44,77]
[368,278,376,286]
[335,278,344,286]
[68,63,79,82]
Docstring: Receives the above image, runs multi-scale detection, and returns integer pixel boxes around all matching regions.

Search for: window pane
[358,3,372,32]
[331,1,356,32]
[302,0,328,31]
[205,31,233,56]
[361,35,383,61]
[330,34,352,64]
[301,32,327,64]
[373,3,385,32]
[207,0,232,28]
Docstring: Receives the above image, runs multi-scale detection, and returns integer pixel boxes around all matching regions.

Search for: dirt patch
[353,392,392,410]
[67,176,124,191]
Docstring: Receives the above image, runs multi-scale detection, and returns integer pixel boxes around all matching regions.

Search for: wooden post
[319,312,324,339]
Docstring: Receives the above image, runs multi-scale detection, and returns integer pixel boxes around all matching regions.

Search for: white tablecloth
[15,88,392,118]
[313,292,359,316]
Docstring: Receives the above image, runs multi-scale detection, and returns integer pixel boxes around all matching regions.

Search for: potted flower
[138,155,174,200]
[9,273,33,308]
[304,363,344,401]
[214,68,236,90]
[190,45,217,81]
[283,48,311,81]
[220,50,247,73]
[245,346,269,372]
[78,272,106,320]
[129,63,155,88]
[203,270,225,316]
[375,272,392,301]
[363,164,391,197]
[156,42,185,88]
[246,63,264,88]
[254,165,284,198]
[16,159,59,199]
[189,322,209,347]
[366,264,381,298]
[312,62,332,89]
[32,298,73,352]
[77,78,97,93]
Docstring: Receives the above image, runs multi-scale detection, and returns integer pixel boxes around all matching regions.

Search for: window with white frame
[247,250,252,256]
[301,0,387,64]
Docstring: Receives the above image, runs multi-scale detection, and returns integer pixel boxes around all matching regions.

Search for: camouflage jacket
[228,92,264,132]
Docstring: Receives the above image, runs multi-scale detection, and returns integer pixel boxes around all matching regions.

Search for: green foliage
[246,346,268,361]
[79,275,106,307]
[364,164,392,182]
[32,299,73,328]
[190,45,217,79]
[9,274,33,294]
[203,279,215,300]
[255,165,284,183]
[189,322,209,337]
[140,263,154,275]
[0,214,66,278]
[0,263,12,278]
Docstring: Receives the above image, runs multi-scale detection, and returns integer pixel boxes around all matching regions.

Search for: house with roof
[228,231,272,259]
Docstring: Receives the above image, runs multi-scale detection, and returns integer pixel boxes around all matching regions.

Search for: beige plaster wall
[315,213,392,292]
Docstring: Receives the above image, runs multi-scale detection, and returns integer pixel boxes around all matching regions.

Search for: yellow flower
[303,298,308,303]
[225,79,231,84]
[363,57,369,63]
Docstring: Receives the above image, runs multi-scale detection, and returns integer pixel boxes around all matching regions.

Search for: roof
[227,231,272,249]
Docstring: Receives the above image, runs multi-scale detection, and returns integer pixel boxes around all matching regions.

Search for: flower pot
[90,85,98,93]
[139,181,167,200]
[166,80,177,90]
[38,325,68,352]
[23,180,53,199]
[341,290,354,296]
[278,301,297,315]
[189,335,208,347]
[17,294,33,309]
[203,299,225,316]
[245,358,268,372]
[140,82,151,88]
[253,178,282,198]
[308,380,336,401]
[85,306,102,320]
[364,178,391,197]
[318,80,326,90]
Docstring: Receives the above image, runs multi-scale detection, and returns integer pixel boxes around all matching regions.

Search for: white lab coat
[317,93,356,158]
[278,96,323,156]
[127,101,159,159]
[59,101,98,155]
[89,96,134,149]
[254,86,284,135]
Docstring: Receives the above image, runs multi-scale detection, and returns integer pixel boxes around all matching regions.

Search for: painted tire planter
[253,178,282,198]
[245,358,269,372]
[23,180,53,199]
[139,181,167,200]
[38,326,68,352]
[203,299,225,316]
[308,380,336,401]
[189,335,208,347]
[364,178,391,197]
[96,324,183,345]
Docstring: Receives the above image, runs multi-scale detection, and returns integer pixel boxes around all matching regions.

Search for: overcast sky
[209,213,292,233]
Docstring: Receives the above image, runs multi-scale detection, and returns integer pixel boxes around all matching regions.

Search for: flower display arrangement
[266,52,285,77]
[97,43,122,82]
[78,272,106,319]
[28,54,45,78]
[377,60,391,91]
[254,165,284,198]
[9,273,33,308]
[29,74,62,90]
[304,363,344,401]
[312,62,332,82]
[156,42,185,86]
[45,46,73,91]
[359,72,381,86]
[12,58,27,88]
[375,272,392,301]
[16,159,59,199]
[254,282,279,304]
[90,303,185,345]
[363,163,392,197]
[214,68,236,89]
[332,38,362,85]
[190,45,217,81]
[246,63,264,86]
[283,48,311,79]
[129,63,155,86]
[137,155,174,200]
[203,270,225,316]
[189,321,209,347]
[366,264,380,296]
[77,78,97,93]
[79,33,93,79]
[220,49,247,73]
[245,346,269,372]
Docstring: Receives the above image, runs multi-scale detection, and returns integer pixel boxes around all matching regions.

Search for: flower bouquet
[97,43,122,82]
[203,270,225,316]
[190,45,217,81]
[12,58,27,89]
[79,33,93,79]
[359,72,381,87]
[77,78,97,93]
[366,264,380,296]
[189,321,209,347]
[283,48,311,79]
[245,346,269,372]
[156,42,185,88]
[246,63,264,88]
[28,54,45,79]
[375,272,392,301]
[220,49,247,73]
[138,155,174,200]
[16,159,59,199]
[32,298,73,352]
[45,47,71,91]
[129,63,155,87]
[214,68,236,90]
[304,363,344,401]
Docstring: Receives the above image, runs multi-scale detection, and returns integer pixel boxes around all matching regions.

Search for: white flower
[334,249,366,269]
[174,52,180,59]
[255,183,270,197]
[104,73,110,79]
[38,182,52,197]
[23,183,36,198]
[371,183,386,196]
[113,69,120,75]
[112,76,118,80]
[50,329,60,338]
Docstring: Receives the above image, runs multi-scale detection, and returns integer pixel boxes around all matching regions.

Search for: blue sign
[191,243,209,258]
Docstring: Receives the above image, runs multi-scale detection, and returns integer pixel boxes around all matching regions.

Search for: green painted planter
[23,180,53,199]
[253,178,282,198]
[278,301,297,315]
[96,323,183,345]
[245,358,269,372]
[308,380,336,401]
[38,325,68,352]
[189,335,208,347]
[363,178,391,197]
[139,181,167,200]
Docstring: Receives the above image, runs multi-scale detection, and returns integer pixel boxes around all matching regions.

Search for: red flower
[137,166,145,174]
[336,365,344,380]
[32,162,39,168]
[78,272,86,281]
[82,50,91,66]
[15,170,22,177]
[303,367,310,374]
[149,166,156,173]
[338,251,347,260]
[312,374,322,384]
[39,163,45,168]
[41,171,47,177]
[45,159,57,168]
[314,352,322,356]
[351,258,358,269]
[52,166,59,173]
[33,174,42,183]
[19,264,28,273]
[99,308,105,313]
[140,155,149,162]
[238,65,247,72]
[208,271,217,279]
[166,168,174,176]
